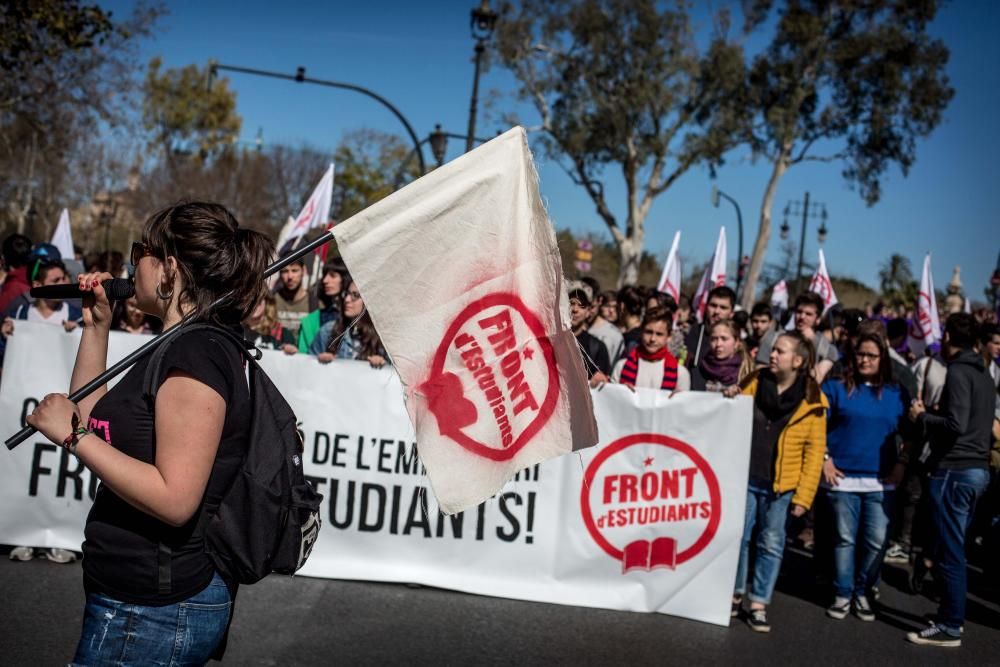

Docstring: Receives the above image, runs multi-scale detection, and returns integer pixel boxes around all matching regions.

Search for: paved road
[2,546,998,665]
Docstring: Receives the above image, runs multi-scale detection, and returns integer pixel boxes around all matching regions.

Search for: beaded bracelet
[61,426,92,456]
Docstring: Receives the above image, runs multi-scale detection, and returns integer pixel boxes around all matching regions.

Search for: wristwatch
[823,452,831,461]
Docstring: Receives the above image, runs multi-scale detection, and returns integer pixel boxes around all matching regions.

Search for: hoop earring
[156,284,173,300]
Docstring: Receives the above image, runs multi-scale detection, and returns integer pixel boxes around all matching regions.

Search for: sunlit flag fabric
[332,127,599,514]
[808,249,839,313]
[770,280,789,311]
[50,209,74,260]
[692,227,727,323]
[907,253,941,357]
[278,163,334,253]
[656,231,682,302]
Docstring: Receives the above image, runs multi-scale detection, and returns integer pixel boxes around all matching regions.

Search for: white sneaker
[43,548,77,564]
[8,546,34,561]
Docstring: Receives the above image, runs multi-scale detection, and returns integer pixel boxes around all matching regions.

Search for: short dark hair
[2,233,33,268]
[794,291,824,314]
[32,259,67,284]
[978,321,1000,344]
[733,310,749,330]
[944,313,977,350]
[886,318,908,343]
[750,302,772,319]
[841,308,866,337]
[580,276,601,299]
[707,286,736,308]
[617,285,645,318]
[647,289,677,312]
[641,306,673,333]
[568,288,591,307]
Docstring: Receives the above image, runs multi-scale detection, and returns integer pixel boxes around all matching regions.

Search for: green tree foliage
[332,128,420,221]
[737,0,954,308]
[878,253,918,307]
[143,57,241,160]
[494,0,746,287]
[0,1,161,236]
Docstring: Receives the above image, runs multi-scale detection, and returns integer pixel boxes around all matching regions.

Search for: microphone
[30,279,135,301]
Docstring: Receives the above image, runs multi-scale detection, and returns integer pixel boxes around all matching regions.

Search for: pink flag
[333,128,598,514]
[808,249,838,313]
[907,253,941,357]
[656,231,682,302]
[692,228,727,323]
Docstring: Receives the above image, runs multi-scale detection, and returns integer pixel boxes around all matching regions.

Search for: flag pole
[5,230,337,450]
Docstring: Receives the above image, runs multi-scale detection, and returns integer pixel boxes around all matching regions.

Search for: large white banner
[0,322,751,626]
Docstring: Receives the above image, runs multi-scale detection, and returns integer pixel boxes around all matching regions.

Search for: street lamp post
[208,62,427,174]
[392,125,493,190]
[779,192,828,296]
[710,185,745,298]
[466,0,498,153]
[93,192,118,265]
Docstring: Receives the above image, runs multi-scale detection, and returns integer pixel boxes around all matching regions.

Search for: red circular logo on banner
[418,292,559,461]
[580,433,721,571]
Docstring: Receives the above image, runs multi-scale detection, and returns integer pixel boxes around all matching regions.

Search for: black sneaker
[852,595,875,622]
[906,623,961,647]
[826,597,850,620]
[746,608,771,633]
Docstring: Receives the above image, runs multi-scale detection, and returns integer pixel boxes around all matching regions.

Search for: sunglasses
[130,241,161,267]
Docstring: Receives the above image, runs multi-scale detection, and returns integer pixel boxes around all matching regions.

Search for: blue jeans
[827,489,893,599]
[734,483,793,605]
[928,467,989,634]
[72,572,232,666]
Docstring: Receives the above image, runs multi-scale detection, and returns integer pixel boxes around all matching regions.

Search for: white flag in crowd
[692,227,727,323]
[333,127,599,514]
[770,280,788,310]
[808,248,838,313]
[907,253,941,357]
[656,231,682,302]
[50,208,74,260]
[279,163,335,250]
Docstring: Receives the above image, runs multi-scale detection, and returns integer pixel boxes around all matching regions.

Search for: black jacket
[576,330,611,379]
[920,349,994,470]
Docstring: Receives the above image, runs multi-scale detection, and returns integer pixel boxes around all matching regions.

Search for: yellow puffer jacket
[741,370,828,509]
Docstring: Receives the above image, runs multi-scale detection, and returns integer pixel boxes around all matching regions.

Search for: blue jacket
[822,378,908,478]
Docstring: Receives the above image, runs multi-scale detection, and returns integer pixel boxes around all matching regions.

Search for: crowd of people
[570,277,1000,648]
[1,225,998,651]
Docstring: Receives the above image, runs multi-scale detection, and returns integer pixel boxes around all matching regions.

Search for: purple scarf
[698,353,743,386]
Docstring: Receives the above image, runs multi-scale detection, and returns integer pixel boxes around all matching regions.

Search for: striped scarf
[619,346,678,390]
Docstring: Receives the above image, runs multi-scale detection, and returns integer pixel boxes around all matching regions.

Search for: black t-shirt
[82,327,251,605]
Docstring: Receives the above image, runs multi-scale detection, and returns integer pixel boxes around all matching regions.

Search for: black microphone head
[103,278,136,300]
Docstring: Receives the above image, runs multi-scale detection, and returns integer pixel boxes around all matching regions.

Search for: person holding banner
[684,286,736,370]
[729,331,827,632]
[612,307,690,391]
[315,276,387,367]
[690,319,754,392]
[820,331,909,623]
[24,202,273,664]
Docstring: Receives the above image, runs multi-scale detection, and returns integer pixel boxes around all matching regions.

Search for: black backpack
[143,323,323,585]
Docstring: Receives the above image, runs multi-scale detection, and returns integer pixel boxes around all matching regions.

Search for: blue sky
[104,0,998,299]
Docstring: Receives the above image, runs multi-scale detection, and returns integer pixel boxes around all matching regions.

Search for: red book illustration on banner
[621,537,678,573]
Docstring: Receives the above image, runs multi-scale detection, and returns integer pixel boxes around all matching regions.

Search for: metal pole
[5,230,337,450]
[211,63,426,174]
[717,191,744,298]
[466,41,485,153]
[795,191,810,295]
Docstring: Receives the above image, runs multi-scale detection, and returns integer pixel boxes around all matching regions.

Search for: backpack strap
[142,323,261,405]
[140,322,262,596]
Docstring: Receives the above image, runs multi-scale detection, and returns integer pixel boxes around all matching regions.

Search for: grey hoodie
[920,349,994,470]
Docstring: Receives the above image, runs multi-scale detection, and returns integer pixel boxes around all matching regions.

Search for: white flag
[333,127,598,514]
[808,249,838,313]
[284,163,334,247]
[770,280,788,310]
[692,228,727,323]
[50,209,74,260]
[907,253,941,358]
[656,231,682,302]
